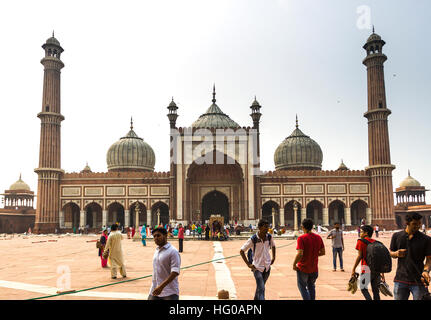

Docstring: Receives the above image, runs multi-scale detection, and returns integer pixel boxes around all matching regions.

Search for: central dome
[106,121,155,172]
[191,86,240,129]
[274,119,323,170]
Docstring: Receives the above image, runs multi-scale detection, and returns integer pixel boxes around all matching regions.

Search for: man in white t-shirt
[240,219,276,300]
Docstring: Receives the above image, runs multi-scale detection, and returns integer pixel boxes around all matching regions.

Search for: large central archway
[202,191,229,224]
[187,150,244,223]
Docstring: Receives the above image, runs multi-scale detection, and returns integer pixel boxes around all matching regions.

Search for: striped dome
[274,122,323,171]
[192,103,240,129]
[106,126,155,172]
[191,85,240,129]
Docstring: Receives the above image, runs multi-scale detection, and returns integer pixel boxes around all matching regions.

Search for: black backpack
[247,233,272,265]
[360,239,392,273]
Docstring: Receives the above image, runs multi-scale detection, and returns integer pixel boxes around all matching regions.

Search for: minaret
[250,96,262,130]
[250,96,262,158]
[34,32,65,233]
[362,29,396,229]
[167,97,179,223]
[167,97,178,129]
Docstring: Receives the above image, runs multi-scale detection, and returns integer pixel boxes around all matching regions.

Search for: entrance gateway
[202,190,229,225]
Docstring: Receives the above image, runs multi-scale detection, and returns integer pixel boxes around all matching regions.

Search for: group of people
[97,212,431,301]
[241,212,430,301]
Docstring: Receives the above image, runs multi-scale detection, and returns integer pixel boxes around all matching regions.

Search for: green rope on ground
[27,241,295,300]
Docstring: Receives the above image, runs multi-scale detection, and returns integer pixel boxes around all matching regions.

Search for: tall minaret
[34,33,65,233]
[363,29,396,229]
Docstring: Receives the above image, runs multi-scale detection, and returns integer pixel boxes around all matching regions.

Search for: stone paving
[0,231,404,300]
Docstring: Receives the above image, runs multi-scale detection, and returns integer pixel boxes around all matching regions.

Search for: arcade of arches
[260,199,369,230]
[60,200,171,231]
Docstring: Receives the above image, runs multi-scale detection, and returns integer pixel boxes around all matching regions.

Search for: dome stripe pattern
[274,127,323,170]
[107,128,155,172]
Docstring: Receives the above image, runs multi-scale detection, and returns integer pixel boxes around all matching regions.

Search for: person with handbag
[98,229,109,268]
[389,212,431,300]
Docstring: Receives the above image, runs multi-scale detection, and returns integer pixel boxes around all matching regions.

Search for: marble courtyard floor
[0,231,401,300]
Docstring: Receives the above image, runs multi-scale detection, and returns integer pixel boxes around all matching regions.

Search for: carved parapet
[62,171,171,179]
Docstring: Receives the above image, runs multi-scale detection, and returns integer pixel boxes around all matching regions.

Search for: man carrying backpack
[240,219,276,300]
[351,225,388,300]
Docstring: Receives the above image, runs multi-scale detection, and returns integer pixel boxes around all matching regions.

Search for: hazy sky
[0,0,430,204]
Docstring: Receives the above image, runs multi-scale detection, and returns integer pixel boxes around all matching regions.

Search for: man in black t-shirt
[389,212,431,300]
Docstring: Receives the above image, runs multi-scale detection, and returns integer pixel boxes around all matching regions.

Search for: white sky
[0,0,430,204]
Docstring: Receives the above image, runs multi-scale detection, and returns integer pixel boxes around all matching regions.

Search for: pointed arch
[283,200,302,229]
[262,200,280,227]
[350,199,368,226]
[328,200,345,226]
[107,202,125,227]
[129,201,147,227]
[151,201,169,227]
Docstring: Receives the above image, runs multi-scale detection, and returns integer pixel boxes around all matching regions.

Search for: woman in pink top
[178,223,184,253]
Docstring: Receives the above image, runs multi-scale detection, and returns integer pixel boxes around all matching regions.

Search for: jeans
[296,270,318,300]
[332,247,343,270]
[142,238,146,246]
[359,272,381,300]
[253,268,271,300]
[394,282,427,300]
[178,238,183,252]
[148,294,179,300]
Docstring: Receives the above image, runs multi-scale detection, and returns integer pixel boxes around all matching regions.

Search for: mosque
[1,30,430,234]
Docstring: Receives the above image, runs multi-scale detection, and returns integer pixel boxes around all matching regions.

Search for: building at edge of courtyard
[0,175,35,233]
[27,30,425,234]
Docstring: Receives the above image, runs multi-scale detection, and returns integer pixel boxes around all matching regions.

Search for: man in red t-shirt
[178,223,184,253]
[351,225,382,300]
[293,218,325,300]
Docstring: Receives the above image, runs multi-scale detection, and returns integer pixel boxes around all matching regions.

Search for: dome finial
[130,117,133,130]
[52,30,55,37]
[19,173,22,181]
[212,84,216,104]
[408,169,411,176]
[372,25,375,33]
[295,114,299,128]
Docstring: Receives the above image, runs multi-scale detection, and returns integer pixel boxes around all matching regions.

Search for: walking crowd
[96,212,431,301]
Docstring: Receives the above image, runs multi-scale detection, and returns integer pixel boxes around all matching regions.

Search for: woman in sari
[99,229,109,268]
